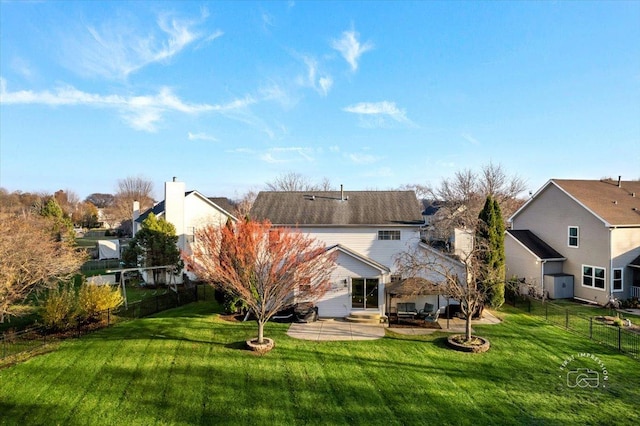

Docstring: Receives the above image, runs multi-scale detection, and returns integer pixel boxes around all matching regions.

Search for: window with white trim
[613,268,623,292]
[378,230,401,240]
[582,265,605,290]
[568,226,579,248]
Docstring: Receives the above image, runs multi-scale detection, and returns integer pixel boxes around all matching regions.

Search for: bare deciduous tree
[0,213,85,323]
[233,188,258,219]
[107,176,155,235]
[395,241,489,342]
[422,162,527,233]
[186,219,336,345]
[265,172,333,192]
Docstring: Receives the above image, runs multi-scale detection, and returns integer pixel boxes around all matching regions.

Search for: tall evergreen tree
[123,213,182,285]
[477,195,506,308]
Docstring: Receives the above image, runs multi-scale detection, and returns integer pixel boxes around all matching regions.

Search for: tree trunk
[465,316,472,341]
[257,320,265,344]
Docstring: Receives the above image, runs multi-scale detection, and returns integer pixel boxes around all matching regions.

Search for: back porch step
[345,311,383,324]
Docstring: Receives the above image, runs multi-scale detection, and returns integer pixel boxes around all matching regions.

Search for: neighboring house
[133,178,237,282]
[505,178,640,304]
[421,200,474,260]
[250,187,460,318]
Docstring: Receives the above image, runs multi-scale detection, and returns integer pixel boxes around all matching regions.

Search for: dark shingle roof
[507,229,565,260]
[552,179,640,226]
[208,197,236,216]
[250,191,423,226]
[137,200,165,223]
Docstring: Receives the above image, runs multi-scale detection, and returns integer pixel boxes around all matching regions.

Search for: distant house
[250,187,461,318]
[505,178,640,304]
[133,178,237,282]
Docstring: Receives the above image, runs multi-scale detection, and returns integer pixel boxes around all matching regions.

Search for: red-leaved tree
[185,219,336,345]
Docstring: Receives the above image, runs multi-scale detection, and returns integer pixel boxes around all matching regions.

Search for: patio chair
[417,303,435,319]
[423,309,440,323]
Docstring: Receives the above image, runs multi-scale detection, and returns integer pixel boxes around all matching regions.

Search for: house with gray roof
[506,178,640,304]
[133,179,237,283]
[250,188,440,318]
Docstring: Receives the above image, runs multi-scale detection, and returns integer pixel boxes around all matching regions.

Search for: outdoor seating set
[389,302,440,325]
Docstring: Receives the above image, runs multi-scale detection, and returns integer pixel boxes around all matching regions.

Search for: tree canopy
[186,218,336,344]
[477,195,506,308]
[0,213,84,323]
[122,213,182,286]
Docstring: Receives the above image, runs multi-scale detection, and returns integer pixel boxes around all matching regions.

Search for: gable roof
[136,191,236,223]
[250,190,424,226]
[327,244,390,273]
[506,229,566,261]
[511,179,640,227]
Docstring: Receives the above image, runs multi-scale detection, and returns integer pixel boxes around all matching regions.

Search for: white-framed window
[613,268,623,292]
[582,265,605,290]
[568,226,579,248]
[378,230,401,240]
[186,227,196,243]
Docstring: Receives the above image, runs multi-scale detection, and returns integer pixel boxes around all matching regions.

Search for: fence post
[107,308,111,327]
[528,298,531,313]
[156,295,159,313]
[565,309,569,329]
[618,327,622,352]
[589,317,593,339]
[545,303,548,320]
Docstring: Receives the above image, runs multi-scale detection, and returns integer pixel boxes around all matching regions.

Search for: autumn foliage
[0,213,84,323]
[185,218,336,344]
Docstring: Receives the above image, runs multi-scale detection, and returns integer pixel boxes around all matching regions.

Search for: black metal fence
[509,296,639,360]
[1,284,216,362]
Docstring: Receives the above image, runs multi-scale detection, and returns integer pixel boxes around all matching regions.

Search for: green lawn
[1,303,638,426]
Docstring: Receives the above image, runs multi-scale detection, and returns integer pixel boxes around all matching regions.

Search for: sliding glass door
[351,278,379,309]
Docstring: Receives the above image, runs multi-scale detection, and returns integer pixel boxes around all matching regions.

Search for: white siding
[299,226,422,272]
[316,251,386,317]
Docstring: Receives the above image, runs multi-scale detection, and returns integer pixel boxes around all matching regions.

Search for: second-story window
[378,230,401,240]
[568,226,579,248]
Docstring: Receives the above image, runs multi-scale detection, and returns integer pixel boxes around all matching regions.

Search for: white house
[249,187,462,318]
[133,178,237,283]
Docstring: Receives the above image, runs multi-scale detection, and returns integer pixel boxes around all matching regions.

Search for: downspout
[608,227,614,303]
[541,260,547,300]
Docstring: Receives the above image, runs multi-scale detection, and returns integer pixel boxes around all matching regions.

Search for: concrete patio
[287,311,501,341]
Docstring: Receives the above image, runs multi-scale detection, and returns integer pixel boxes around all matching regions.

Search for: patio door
[351,278,379,309]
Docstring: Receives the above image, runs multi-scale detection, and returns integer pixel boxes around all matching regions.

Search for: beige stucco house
[505,178,640,304]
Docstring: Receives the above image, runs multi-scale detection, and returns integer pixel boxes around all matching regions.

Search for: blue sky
[1,1,638,201]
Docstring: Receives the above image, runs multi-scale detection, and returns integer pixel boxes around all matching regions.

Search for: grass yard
[1,302,638,426]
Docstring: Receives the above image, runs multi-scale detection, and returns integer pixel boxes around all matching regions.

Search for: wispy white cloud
[331,28,373,72]
[227,146,316,163]
[329,145,340,153]
[188,131,218,142]
[11,57,35,80]
[461,132,480,145]
[297,56,333,96]
[347,153,379,164]
[0,78,250,132]
[62,10,220,79]
[343,101,413,127]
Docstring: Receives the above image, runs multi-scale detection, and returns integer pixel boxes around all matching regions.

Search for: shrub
[42,283,78,331]
[77,283,123,322]
[613,317,624,327]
